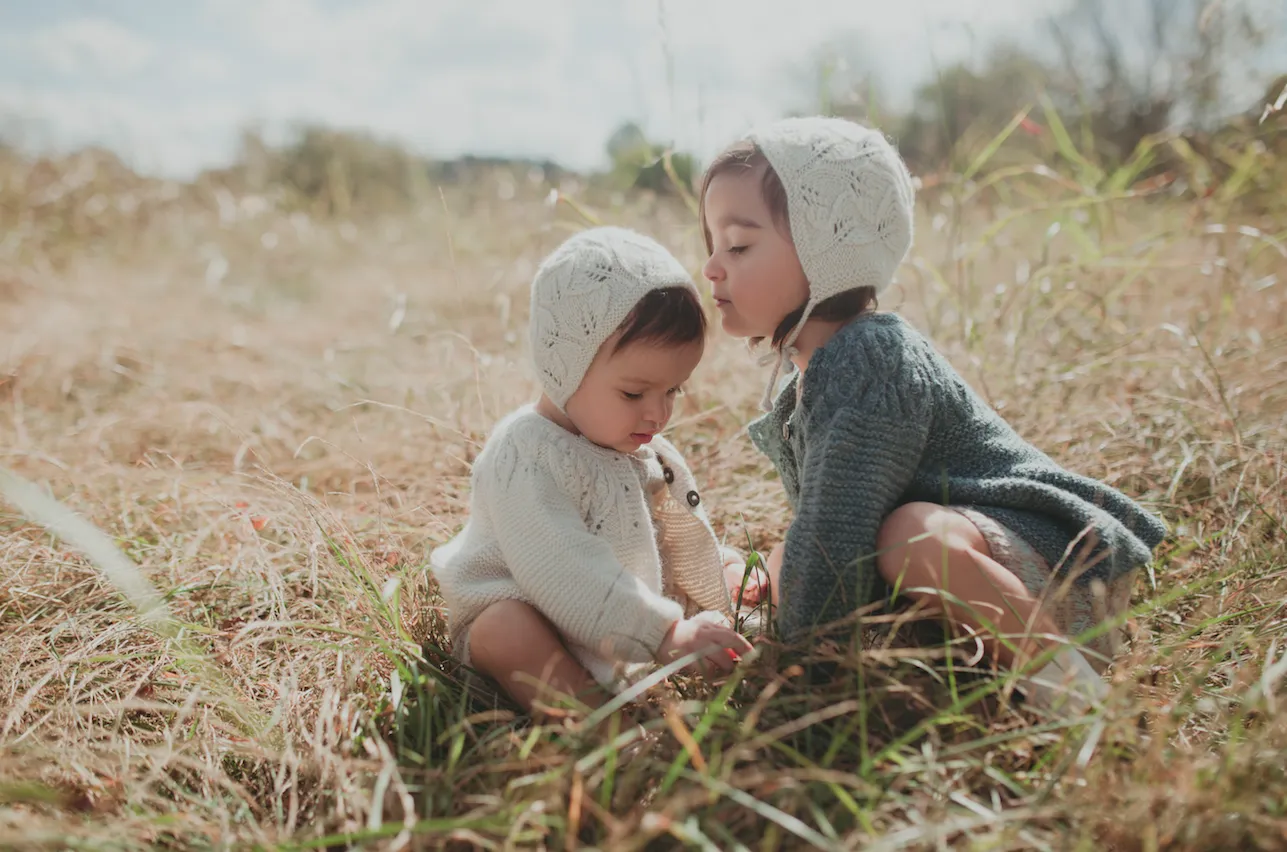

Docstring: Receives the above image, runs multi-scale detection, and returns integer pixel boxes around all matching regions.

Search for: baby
[431,227,752,712]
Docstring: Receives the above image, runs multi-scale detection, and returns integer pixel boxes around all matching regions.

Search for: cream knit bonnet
[530,226,700,411]
[745,116,916,411]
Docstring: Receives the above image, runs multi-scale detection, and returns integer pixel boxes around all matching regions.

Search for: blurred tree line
[203,126,569,217]
[796,0,1284,204]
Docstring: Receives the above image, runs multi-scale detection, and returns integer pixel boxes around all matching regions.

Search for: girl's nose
[702,254,723,283]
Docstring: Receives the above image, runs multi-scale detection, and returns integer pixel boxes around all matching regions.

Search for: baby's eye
[729,245,748,255]
[621,391,643,401]
[666,386,684,397]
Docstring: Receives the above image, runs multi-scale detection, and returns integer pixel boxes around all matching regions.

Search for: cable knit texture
[747,313,1168,641]
[529,226,699,411]
[430,406,733,687]
[749,117,915,301]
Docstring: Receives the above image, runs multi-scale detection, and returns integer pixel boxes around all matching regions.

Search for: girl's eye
[666,386,683,397]
[621,391,643,401]
[729,245,748,256]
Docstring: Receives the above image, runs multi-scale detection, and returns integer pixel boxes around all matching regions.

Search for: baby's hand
[656,617,753,675]
[722,547,770,608]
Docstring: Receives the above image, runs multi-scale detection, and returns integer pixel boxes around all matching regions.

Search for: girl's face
[701,167,809,340]
[562,335,703,454]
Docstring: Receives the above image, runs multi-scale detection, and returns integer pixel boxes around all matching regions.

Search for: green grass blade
[1038,93,1103,187]
[962,106,1032,182]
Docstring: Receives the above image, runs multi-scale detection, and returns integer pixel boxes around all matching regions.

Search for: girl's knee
[878,502,931,551]
[876,502,987,584]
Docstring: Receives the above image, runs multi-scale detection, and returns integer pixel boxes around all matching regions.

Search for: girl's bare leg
[874,502,1065,669]
[764,542,785,607]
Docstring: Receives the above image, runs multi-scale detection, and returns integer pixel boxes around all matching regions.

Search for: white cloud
[20,18,157,78]
[180,52,233,83]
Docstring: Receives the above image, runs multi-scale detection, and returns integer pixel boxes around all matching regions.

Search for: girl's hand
[722,547,770,608]
[656,617,753,675]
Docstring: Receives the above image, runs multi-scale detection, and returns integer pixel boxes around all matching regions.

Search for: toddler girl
[698,117,1167,712]
[431,227,752,712]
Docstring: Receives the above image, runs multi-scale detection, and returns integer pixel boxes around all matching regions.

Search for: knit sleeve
[778,385,932,641]
[650,437,734,619]
[481,444,683,663]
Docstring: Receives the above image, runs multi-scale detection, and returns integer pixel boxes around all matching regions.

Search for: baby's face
[564,335,703,453]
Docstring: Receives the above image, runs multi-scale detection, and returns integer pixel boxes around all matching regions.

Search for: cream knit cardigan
[429,406,734,687]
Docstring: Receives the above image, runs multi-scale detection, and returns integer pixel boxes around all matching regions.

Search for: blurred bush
[0,144,185,268]
[198,125,568,217]
[199,126,430,216]
[604,122,696,196]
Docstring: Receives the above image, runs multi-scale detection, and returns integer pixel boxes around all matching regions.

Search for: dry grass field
[1,137,1286,849]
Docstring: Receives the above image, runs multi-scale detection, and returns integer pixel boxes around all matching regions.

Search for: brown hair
[698,140,877,349]
[611,286,707,354]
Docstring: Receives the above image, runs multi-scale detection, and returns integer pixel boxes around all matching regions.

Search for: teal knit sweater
[748,312,1167,639]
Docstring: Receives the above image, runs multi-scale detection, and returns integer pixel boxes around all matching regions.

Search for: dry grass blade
[683,771,841,851]
[0,468,170,630]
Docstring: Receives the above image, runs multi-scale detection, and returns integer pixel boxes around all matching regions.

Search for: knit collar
[747,372,798,454]
[746,312,905,447]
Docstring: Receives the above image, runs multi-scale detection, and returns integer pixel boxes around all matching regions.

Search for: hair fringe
[612,287,707,353]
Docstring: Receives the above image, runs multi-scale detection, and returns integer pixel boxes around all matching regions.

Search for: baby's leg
[467,599,604,713]
[875,502,1065,669]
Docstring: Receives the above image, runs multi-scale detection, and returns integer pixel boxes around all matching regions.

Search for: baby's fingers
[721,630,753,657]
[703,645,738,674]
[710,640,754,677]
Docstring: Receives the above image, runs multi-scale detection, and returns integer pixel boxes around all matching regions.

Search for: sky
[0,0,1275,178]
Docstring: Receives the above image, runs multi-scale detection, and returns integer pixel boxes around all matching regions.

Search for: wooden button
[686,491,700,507]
